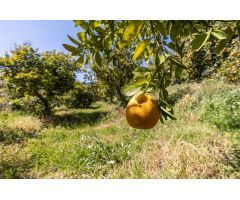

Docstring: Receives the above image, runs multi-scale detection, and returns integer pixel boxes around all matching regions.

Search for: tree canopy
[64,20,240,122]
[0,44,77,116]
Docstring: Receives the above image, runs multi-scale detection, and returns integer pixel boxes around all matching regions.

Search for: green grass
[0,80,239,178]
[200,89,240,131]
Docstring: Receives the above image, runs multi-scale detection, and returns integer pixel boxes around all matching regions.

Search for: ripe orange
[126,92,160,129]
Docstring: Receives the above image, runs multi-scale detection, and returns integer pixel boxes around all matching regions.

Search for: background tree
[217,38,240,83]
[182,21,240,81]
[89,50,137,105]
[0,44,77,116]
[63,24,140,106]
[0,77,8,109]
[86,79,115,103]
[63,82,94,108]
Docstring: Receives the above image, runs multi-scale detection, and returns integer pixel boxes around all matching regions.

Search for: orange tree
[64,20,240,122]
[0,44,77,116]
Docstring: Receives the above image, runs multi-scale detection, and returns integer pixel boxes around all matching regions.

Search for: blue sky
[0,20,84,81]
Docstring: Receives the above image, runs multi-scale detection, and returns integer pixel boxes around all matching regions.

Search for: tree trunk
[35,92,52,116]
[116,87,127,107]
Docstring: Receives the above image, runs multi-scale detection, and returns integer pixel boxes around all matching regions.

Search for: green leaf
[80,24,88,31]
[175,67,184,79]
[117,41,123,49]
[162,89,168,99]
[159,99,171,109]
[192,30,211,51]
[85,54,91,64]
[225,26,233,38]
[213,31,228,40]
[74,20,85,27]
[156,22,166,36]
[77,32,86,43]
[144,84,155,93]
[133,66,151,78]
[122,21,144,44]
[166,21,173,35]
[211,31,228,40]
[170,21,180,43]
[167,42,183,55]
[159,99,174,120]
[134,75,149,82]
[216,27,233,54]
[159,54,168,65]
[121,81,146,97]
[159,114,165,124]
[236,21,240,41]
[76,55,84,66]
[95,52,102,66]
[167,42,176,51]
[63,44,80,56]
[155,53,160,66]
[95,27,105,35]
[122,85,142,97]
[123,77,149,96]
[175,41,185,57]
[132,39,150,61]
[104,38,112,50]
[216,40,228,54]
[133,66,151,73]
[160,106,176,120]
[169,57,187,69]
[74,21,88,30]
[67,35,81,46]
[94,21,101,28]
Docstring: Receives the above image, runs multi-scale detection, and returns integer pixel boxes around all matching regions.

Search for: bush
[201,89,240,131]
[64,83,94,108]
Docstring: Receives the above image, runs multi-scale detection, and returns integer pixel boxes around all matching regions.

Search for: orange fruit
[126,92,160,129]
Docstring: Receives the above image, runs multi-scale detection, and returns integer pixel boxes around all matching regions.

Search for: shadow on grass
[223,144,240,176]
[0,155,33,178]
[0,129,38,145]
[48,110,109,127]
[168,86,192,106]
[54,105,101,112]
